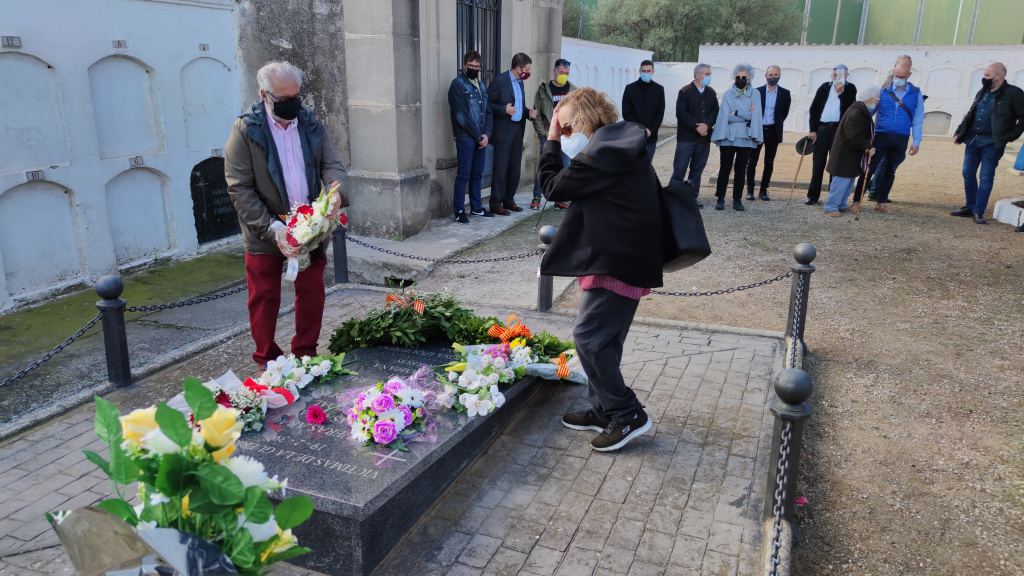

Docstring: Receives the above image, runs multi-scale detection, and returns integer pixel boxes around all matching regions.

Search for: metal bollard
[95,275,131,387]
[785,243,816,359]
[537,225,556,313]
[333,224,348,284]
[762,368,813,524]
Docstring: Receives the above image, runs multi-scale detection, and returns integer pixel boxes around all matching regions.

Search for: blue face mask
[893,77,907,88]
[867,103,877,114]
[834,79,846,86]
[640,73,653,83]
[701,76,712,87]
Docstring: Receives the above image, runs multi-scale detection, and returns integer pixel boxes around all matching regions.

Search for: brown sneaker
[490,205,510,216]
[825,210,843,218]
[503,201,523,212]
[874,203,892,214]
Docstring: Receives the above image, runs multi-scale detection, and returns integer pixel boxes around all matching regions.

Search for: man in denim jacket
[448,51,495,223]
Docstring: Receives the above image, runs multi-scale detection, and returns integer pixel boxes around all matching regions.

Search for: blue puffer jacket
[448,73,493,143]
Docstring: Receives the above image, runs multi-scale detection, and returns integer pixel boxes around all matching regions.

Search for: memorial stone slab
[234,343,542,576]
[190,157,240,244]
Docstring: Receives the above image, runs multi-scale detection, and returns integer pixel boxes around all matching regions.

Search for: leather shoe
[804,198,817,205]
[759,193,771,201]
[490,205,510,216]
[1016,224,1024,233]
[950,206,973,217]
[732,201,745,211]
[503,202,523,212]
[715,199,725,210]
[695,199,704,209]
[973,212,987,224]
[745,193,755,201]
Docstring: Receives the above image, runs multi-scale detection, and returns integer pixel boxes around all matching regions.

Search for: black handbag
[659,180,712,272]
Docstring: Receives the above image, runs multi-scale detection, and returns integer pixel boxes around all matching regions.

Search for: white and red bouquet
[282,182,346,281]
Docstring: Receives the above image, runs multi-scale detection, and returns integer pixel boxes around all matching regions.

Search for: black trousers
[716,146,753,201]
[490,120,526,207]
[806,123,838,202]
[746,126,780,195]
[574,288,643,420]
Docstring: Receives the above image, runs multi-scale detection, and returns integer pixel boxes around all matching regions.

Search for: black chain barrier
[651,270,793,297]
[345,236,540,265]
[125,284,248,312]
[768,421,794,576]
[0,312,102,388]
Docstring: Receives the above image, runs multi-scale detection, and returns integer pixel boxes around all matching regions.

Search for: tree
[591,0,802,61]
[561,1,596,41]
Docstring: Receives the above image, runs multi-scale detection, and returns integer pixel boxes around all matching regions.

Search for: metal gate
[456,0,501,188]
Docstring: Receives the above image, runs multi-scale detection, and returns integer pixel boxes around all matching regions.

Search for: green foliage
[154,403,192,448]
[328,291,486,353]
[562,0,597,40]
[591,0,802,61]
[274,496,314,530]
[527,331,575,363]
[183,377,218,421]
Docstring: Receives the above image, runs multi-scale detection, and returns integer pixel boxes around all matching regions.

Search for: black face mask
[270,97,302,121]
[466,68,479,80]
[981,77,993,90]
[766,77,780,87]
[735,77,748,89]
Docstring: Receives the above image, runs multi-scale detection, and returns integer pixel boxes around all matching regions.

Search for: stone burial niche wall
[0,0,241,311]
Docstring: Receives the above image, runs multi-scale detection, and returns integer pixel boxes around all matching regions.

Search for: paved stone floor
[0,293,782,576]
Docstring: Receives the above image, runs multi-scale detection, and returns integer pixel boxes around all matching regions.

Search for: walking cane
[787,140,810,204]
[854,151,871,221]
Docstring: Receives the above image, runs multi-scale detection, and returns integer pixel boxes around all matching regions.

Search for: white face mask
[560,132,590,159]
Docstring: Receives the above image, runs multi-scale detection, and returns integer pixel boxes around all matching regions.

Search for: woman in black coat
[824,86,880,216]
[537,87,662,452]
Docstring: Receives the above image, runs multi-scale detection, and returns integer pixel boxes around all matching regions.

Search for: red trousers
[245,251,327,365]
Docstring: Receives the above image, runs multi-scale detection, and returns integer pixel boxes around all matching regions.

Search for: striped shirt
[578,275,650,300]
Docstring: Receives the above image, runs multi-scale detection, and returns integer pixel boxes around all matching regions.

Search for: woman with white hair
[823,85,880,216]
[710,63,763,211]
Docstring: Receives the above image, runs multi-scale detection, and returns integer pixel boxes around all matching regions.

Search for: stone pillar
[343,0,430,240]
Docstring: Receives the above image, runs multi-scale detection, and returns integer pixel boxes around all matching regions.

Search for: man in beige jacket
[224,61,348,373]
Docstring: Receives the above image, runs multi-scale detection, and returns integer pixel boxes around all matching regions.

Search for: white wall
[689,44,1024,136]
[0,0,239,310]
[560,38,653,120]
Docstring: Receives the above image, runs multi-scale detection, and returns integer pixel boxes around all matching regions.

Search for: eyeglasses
[560,118,578,137]
[466,64,482,71]
[267,90,305,104]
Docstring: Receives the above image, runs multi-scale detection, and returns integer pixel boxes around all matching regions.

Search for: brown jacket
[224,101,349,256]
[827,101,874,179]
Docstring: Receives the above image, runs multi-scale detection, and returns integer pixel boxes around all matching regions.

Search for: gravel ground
[548,134,1024,576]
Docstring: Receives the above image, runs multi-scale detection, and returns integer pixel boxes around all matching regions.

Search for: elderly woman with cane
[711,63,763,211]
[537,87,662,452]
[824,86,881,217]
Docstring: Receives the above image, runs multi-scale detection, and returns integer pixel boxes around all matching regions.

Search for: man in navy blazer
[745,65,791,201]
[487,52,538,215]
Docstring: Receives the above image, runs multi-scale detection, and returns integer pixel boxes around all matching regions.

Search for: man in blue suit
[487,52,538,215]
[745,65,791,201]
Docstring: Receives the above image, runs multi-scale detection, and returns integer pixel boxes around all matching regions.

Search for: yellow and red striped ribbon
[487,314,532,343]
[551,353,570,379]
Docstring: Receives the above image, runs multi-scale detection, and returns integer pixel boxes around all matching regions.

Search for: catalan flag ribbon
[551,353,570,379]
[487,314,532,343]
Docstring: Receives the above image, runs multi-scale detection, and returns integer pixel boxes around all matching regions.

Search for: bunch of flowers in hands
[347,377,427,451]
[280,182,344,281]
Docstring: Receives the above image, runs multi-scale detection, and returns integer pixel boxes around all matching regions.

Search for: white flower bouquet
[282,182,341,281]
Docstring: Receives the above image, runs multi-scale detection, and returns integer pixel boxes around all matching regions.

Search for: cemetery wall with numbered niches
[0,0,241,312]
[654,44,1024,137]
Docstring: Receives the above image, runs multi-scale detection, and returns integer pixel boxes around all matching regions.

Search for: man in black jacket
[447,50,494,223]
[745,65,791,201]
[487,52,538,215]
[668,63,719,207]
[621,60,665,162]
[805,65,857,205]
[951,62,1024,224]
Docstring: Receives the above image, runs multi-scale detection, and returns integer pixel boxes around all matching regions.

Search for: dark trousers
[867,132,909,203]
[646,141,657,163]
[491,121,526,207]
[454,137,486,214]
[807,123,839,201]
[574,288,643,420]
[746,126,779,195]
[716,146,753,201]
[668,140,711,194]
[962,140,1005,214]
[245,251,327,365]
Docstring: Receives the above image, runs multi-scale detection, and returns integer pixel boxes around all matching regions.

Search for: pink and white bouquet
[282,182,343,281]
[347,377,427,451]
[436,341,536,417]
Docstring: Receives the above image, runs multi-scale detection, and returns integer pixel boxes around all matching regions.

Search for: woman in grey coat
[710,63,763,211]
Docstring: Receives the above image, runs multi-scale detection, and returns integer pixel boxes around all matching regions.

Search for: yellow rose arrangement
[49,378,314,576]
